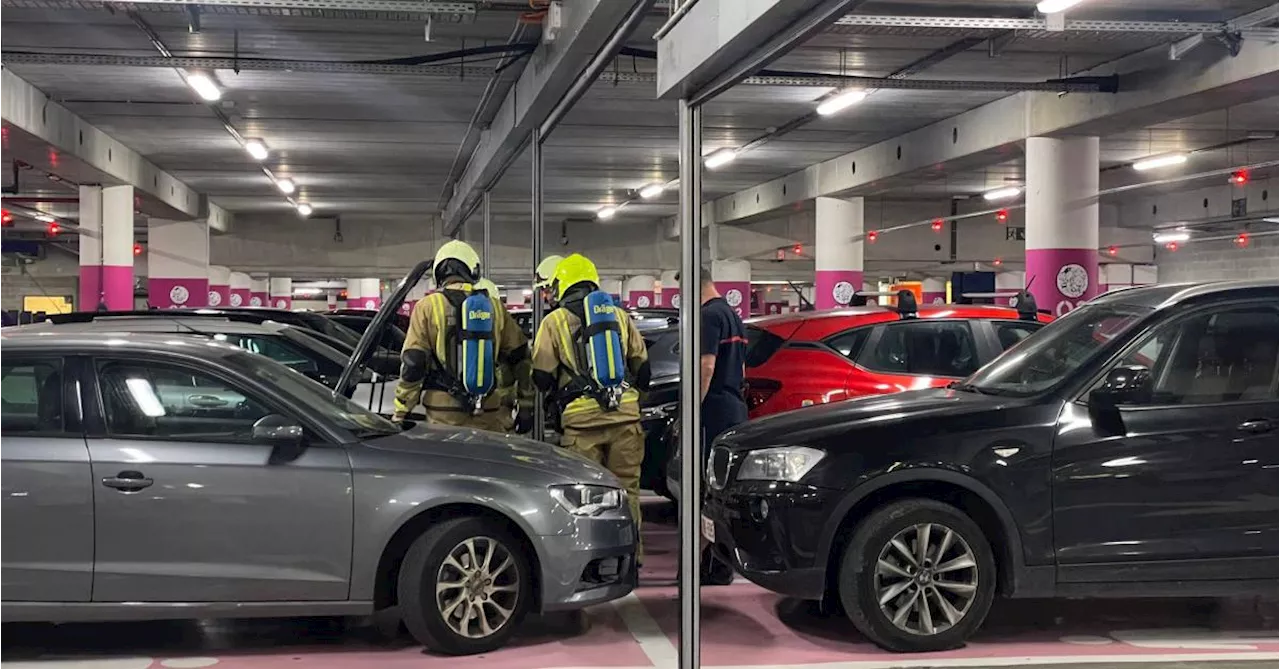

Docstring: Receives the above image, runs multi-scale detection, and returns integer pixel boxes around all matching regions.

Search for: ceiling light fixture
[1036,0,1085,13]
[639,183,666,199]
[597,206,617,220]
[983,186,1021,201]
[816,89,868,116]
[244,139,270,161]
[1132,153,1188,171]
[1152,230,1190,244]
[33,213,55,223]
[185,71,222,102]
[704,148,738,170]
[296,202,313,217]
[276,178,296,195]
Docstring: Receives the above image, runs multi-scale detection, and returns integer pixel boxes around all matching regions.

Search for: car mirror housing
[253,414,305,444]
[1088,365,1152,435]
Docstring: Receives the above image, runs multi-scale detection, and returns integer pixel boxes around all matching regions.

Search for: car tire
[837,498,996,653]
[397,516,532,656]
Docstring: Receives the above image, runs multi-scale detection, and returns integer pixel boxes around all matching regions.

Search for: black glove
[514,409,533,434]
[398,419,417,432]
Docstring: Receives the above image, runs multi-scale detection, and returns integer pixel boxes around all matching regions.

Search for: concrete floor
[3,497,1277,669]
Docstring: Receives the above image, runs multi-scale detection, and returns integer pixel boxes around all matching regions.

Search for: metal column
[482,190,492,272]
[677,97,702,669]
[531,129,546,443]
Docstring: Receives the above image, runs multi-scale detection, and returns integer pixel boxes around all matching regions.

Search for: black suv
[703,280,1278,653]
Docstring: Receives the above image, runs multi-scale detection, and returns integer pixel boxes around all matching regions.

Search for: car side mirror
[1088,365,1152,434]
[253,414,305,443]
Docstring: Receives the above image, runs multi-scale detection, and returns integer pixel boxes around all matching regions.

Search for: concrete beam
[1,70,217,225]
[655,0,858,101]
[440,0,647,236]
[707,38,1279,226]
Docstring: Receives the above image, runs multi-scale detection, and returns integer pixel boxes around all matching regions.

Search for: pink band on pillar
[207,284,231,308]
[79,266,135,311]
[815,270,864,310]
[714,281,751,318]
[1025,248,1099,317]
[148,277,209,310]
[230,288,251,308]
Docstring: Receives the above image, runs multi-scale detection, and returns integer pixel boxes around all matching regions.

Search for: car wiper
[949,381,1001,396]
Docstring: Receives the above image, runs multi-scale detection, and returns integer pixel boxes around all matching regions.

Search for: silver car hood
[362,425,615,484]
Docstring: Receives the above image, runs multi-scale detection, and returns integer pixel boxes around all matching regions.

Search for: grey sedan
[0,331,636,655]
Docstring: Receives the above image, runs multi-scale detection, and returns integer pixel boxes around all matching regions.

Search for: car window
[216,334,320,374]
[1108,304,1278,405]
[96,359,274,442]
[859,321,979,377]
[826,328,871,360]
[1,358,63,434]
[992,321,1045,351]
[745,326,785,368]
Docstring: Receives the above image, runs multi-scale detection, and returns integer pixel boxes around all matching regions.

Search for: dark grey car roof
[6,316,290,336]
[1,330,243,358]
[1090,280,1278,309]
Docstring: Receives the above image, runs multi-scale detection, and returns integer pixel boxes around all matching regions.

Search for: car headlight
[641,401,678,421]
[550,484,625,516]
[735,446,825,483]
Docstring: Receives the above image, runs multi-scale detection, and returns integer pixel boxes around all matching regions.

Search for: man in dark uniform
[687,266,748,585]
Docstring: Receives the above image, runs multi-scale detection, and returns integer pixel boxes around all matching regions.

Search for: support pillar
[996,271,1026,306]
[814,196,864,310]
[658,269,679,307]
[249,277,269,307]
[230,272,251,307]
[1026,136,1100,316]
[269,278,293,310]
[400,280,429,317]
[147,218,208,309]
[599,278,623,304]
[346,278,381,310]
[208,265,231,308]
[712,259,750,318]
[623,275,657,308]
[922,277,947,305]
[79,185,135,311]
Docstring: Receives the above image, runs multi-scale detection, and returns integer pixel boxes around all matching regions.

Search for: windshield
[963,303,1151,397]
[223,350,400,438]
[314,317,362,348]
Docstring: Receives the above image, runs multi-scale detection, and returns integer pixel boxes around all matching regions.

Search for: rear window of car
[745,326,786,368]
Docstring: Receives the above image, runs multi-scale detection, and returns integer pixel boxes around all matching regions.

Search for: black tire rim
[435,536,520,639]
[873,522,979,636]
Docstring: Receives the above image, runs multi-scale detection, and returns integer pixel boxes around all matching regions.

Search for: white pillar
[229,271,251,307]
[400,278,431,317]
[995,271,1027,306]
[269,277,293,310]
[599,278,623,302]
[207,265,231,308]
[249,277,269,307]
[815,196,864,309]
[922,277,947,305]
[346,278,381,310]
[1026,136,1100,316]
[147,218,208,309]
[78,185,135,310]
[658,269,679,307]
[623,275,657,308]
[712,259,751,318]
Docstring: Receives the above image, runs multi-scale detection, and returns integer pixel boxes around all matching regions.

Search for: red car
[743,299,1053,418]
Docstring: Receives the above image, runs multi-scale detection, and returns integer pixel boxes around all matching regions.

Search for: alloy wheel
[873,522,979,636]
[435,536,520,638]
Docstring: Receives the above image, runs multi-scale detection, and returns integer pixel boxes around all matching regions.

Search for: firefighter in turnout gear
[474,277,533,433]
[535,254,565,309]
[531,254,651,553]
[394,240,533,433]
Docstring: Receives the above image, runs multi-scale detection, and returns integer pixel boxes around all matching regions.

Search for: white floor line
[610,591,678,669]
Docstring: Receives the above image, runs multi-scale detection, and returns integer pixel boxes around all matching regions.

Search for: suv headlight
[550,484,624,516]
[736,446,825,483]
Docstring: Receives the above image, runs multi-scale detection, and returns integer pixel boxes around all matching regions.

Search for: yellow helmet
[552,253,600,300]
[474,277,499,296]
[433,239,481,286]
[535,254,565,288]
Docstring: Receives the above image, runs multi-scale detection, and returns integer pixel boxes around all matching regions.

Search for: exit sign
[1005,226,1026,241]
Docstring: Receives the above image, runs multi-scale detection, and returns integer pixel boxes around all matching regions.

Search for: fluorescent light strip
[1153,231,1190,243]
[704,148,738,170]
[296,203,313,217]
[244,139,269,161]
[1132,153,1188,171]
[185,72,222,102]
[816,89,868,116]
[639,183,666,199]
[983,186,1021,201]
[275,178,296,195]
[1037,0,1085,13]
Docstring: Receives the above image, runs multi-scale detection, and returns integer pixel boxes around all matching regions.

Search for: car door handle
[1238,419,1275,435]
[102,471,154,492]
[187,394,228,408]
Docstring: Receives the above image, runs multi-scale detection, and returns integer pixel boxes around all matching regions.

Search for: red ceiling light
[930,218,944,233]
[1107,245,1119,256]
[992,257,1003,266]
[46,221,60,237]
[1,209,12,226]
[1164,241,1179,252]
[1229,169,1249,185]
[995,209,1009,223]
[867,230,879,243]
[1235,232,1250,248]
[133,242,144,256]
[792,243,802,255]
